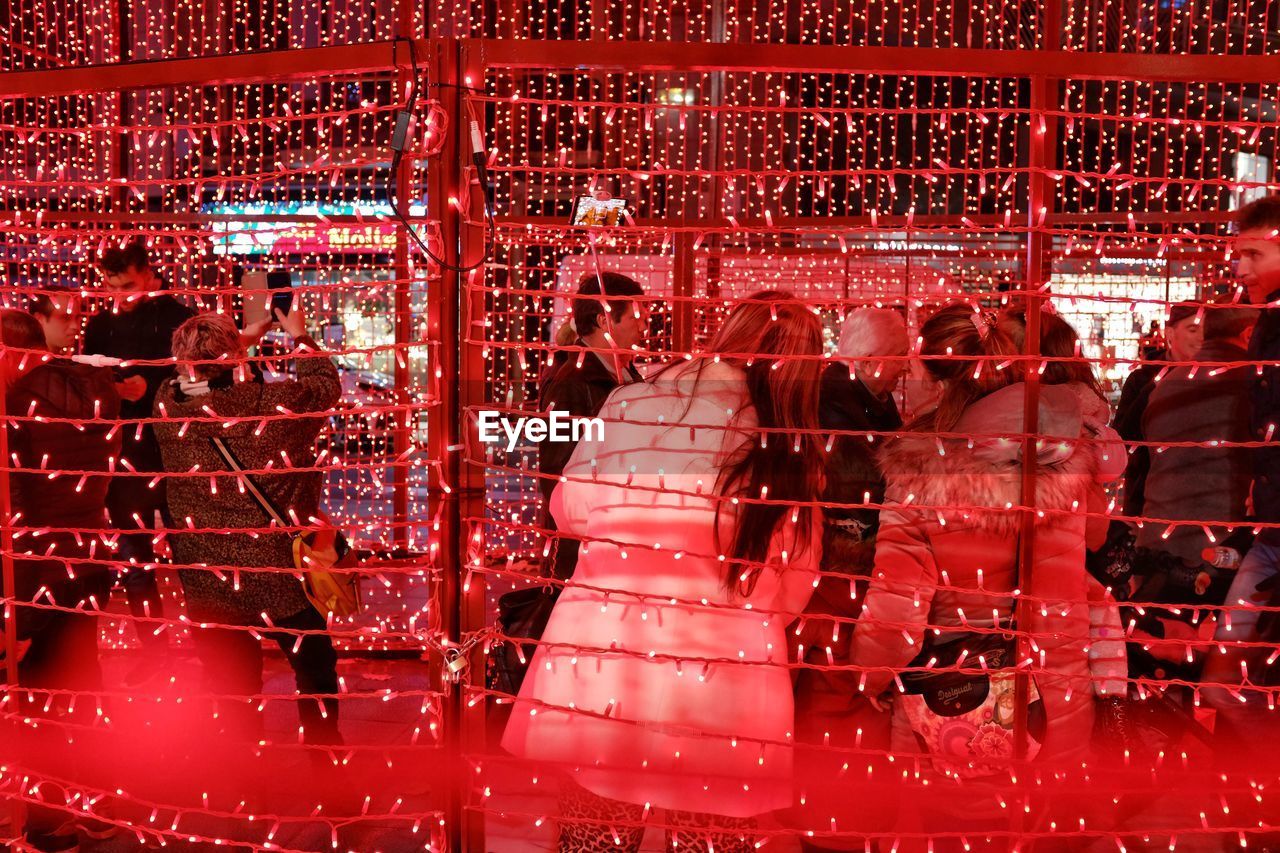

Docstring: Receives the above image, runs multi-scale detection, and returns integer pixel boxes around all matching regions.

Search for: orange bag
[212,437,362,620]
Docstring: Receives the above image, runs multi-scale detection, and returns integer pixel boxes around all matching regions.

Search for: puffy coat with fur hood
[852,383,1098,765]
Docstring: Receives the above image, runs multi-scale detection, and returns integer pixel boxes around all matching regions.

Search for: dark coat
[84,290,194,473]
[1251,299,1280,544]
[1137,339,1254,564]
[815,362,902,531]
[793,364,900,739]
[1114,361,1160,518]
[536,343,640,579]
[5,359,121,630]
[153,341,340,624]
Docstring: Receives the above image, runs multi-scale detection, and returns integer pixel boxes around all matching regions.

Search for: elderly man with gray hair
[788,306,908,851]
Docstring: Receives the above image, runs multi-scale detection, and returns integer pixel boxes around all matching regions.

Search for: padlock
[444,647,469,682]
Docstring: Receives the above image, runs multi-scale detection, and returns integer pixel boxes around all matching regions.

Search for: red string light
[6,2,1280,850]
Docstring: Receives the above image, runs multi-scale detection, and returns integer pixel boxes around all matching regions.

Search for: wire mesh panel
[0,67,449,850]
[464,42,1280,853]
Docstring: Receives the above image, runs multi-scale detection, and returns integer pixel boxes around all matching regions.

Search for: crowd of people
[3,242,344,852]
[8,191,1280,851]
[501,194,1280,852]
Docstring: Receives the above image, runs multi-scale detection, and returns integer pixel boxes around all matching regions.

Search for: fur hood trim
[878,429,1096,537]
[880,432,1100,532]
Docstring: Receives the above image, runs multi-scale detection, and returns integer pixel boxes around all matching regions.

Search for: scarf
[173,371,235,402]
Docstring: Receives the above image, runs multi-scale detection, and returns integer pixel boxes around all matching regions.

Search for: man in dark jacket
[1,308,122,851]
[789,307,907,852]
[1138,305,1257,564]
[86,241,193,677]
[1114,301,1203,519]
[1132,306,1256,682]
[1200,196,1280,748]
[4,309,122,687]
[537,272,645,579]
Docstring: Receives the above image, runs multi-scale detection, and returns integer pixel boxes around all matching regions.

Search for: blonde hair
[171,312,246,382]
[554,320,578,347]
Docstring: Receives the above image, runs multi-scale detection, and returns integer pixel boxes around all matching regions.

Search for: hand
[1134,620,1200,663]
[239,317,272,348]
[116,375,147,402]
[274,307,306,340]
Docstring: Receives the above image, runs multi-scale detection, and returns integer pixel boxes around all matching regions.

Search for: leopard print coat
[153,340,340,625]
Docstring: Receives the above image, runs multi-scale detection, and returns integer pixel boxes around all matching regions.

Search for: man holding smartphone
[87,241,194,684]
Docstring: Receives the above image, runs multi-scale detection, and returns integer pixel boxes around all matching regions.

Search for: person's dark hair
[98,240,151,275]
[570,272,644,338]
[1238,195,1280,236]
[998,305,1105,400]
[707,291,824,597]
[915,303,1020,432]
[0,309,47,351]
[1167,301,1199,328]
[1204,305,1259,342]
[29,294,55,318]
[29,288,73,319]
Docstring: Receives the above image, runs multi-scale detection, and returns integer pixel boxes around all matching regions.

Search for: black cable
[388,36,494,274]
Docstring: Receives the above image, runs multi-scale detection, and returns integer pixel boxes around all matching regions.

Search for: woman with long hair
[503,291,825,852]
[851,302,1107,850]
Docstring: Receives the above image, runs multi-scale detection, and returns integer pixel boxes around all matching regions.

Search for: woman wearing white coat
[503,291,826,852]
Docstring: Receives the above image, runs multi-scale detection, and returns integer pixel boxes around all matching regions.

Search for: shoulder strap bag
[210,436,361,620]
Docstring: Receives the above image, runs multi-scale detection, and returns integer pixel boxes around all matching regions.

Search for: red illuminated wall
[3,1,1280,850]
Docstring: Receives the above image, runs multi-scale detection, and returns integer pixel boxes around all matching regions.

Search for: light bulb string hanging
[0,766,447,846]
[466,547,1264,622]
[476,460,1273,533]
[4,710,453,756]
[4,566,1268,650]
[387,35,494,274]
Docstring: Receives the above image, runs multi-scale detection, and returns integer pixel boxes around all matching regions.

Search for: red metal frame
[476,39,1280,82]
[392,0,416,550]
[1,29,1262,850]
[0,42,399,98]
[9,38,1280,103]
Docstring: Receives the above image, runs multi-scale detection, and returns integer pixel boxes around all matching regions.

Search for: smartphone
[571,196,629,226]
[241,270,271,328]
[267,270,294,316]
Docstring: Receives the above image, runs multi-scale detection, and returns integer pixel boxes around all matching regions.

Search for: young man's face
[100,263,154,295]
[1236,228,1280,303]
[1165,316,1204,362]
[609,304,649,354]
[38,295,79,352]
